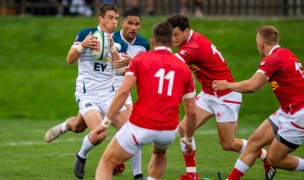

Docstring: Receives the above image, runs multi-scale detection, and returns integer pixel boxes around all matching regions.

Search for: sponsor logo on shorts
[85,103,92,107]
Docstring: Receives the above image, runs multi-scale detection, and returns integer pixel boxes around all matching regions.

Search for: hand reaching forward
[212,80,230,91]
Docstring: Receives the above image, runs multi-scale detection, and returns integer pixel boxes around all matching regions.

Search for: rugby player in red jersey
[213,25,304,180]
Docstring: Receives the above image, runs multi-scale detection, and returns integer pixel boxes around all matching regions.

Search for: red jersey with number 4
[175,30,234,97]
[126,47,195,130]
[258,46,304,115]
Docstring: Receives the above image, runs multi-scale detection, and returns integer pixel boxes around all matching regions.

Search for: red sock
[227,168,244,180]
[183,150,196,169]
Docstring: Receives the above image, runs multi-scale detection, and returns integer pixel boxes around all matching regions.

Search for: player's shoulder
[78,27,98,35]
[113,30,122,39]
[192,31,211,45]
[113,32,128,53]
[76,27,98,41]
[134,34,150,50]
[135,34,149,43]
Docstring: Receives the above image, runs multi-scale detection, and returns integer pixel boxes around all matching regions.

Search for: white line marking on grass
[0,138,80,146]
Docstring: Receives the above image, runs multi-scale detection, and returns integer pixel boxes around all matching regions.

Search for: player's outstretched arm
[212,72,268,93]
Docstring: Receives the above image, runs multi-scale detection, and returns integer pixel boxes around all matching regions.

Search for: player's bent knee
[266,153,280,167]
[90,130,107,145]
[72,125,86,133]
[220,143,234,151]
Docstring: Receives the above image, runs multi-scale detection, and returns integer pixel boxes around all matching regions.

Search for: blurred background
[1,0,304,18]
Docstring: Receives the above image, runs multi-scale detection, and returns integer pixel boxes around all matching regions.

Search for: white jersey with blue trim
[71,27,128,96]
[113,30,150,90]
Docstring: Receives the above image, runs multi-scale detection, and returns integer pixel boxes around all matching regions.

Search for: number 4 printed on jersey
[295,62,304,78]
[154,68,175,96]
[211,44,225,62]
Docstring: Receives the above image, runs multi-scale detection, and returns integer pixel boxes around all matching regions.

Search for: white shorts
[269,107,304,148]
[75,91,126,117]
[113,77,133,105]
[196,91,242,122]
[116,121,178,155]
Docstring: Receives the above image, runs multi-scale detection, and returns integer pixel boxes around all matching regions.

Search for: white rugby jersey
[72,26,128,96]
[113,30,150,91]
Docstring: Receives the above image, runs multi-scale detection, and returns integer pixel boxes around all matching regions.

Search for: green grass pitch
[0,16,304,179]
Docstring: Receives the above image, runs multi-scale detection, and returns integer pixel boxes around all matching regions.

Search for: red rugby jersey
[258,45,304,114]
[175,30,234,97]
[126,47,195,130]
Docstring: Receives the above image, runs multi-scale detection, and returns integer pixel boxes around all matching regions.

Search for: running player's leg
[267,108,304,172]
[148,145,168,179]
[179,91,213,180]
[96,121,140,180]
[111,108,145,178]
[227,119,275,180]
[74,104,104,179]
[44,112,87,143]
[148,128,177,180]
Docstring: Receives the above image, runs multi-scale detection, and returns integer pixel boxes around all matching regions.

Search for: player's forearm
[66,48,81,64]
[106,91,129,120]
[184,98,197,138]
[227,81,257,93]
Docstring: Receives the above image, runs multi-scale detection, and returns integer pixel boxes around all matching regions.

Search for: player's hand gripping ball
[90,30,110,60]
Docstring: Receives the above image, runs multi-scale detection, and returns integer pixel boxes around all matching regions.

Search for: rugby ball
[90,30,110,60]
[115,53,128,75]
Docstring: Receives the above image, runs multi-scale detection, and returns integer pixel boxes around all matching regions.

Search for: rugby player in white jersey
[111,9,150,180]
[43,3,145,179]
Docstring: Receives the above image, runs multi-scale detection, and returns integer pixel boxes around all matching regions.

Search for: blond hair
[257,25,279,45]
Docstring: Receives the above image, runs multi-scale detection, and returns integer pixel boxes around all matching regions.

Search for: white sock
[239,139,248,154]
[259,149,267,160]
[130,150,142,176]
[60,118,69,133]
[78,134,95,159]
[147,177,158,180]
[180,137,196,152]
[295,157,304,171]
[235,159,250,173]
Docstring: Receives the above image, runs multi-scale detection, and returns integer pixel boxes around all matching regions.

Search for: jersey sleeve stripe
[175,53,185,62]
[125,72,134,76]
[182,91,196,99]
[257,69,269,80]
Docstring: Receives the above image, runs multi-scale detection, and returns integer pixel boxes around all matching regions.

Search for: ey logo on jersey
[94,62,107,72]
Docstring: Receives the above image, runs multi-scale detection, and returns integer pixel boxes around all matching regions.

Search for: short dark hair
[257,25,279,45]
[123,8,141,19]
[166,15,190,31]
[98,3,119,17]
[152,22,173,46]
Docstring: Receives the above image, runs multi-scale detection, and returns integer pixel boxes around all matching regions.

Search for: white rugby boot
[44,123,65,143]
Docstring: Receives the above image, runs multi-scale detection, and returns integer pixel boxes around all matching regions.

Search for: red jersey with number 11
[126,46,196,130]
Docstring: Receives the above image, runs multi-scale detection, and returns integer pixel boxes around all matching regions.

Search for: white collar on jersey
[268,45,280,55]
[120,30,136,44]
[97,26,112,36]
[186,29,194,43]
[155,46,172,52]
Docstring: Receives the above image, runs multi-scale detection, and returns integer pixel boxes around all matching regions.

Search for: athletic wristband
[184,136,193,144]
[110,46,116,52]
[76,43,85,53]
[101,117,112,128]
